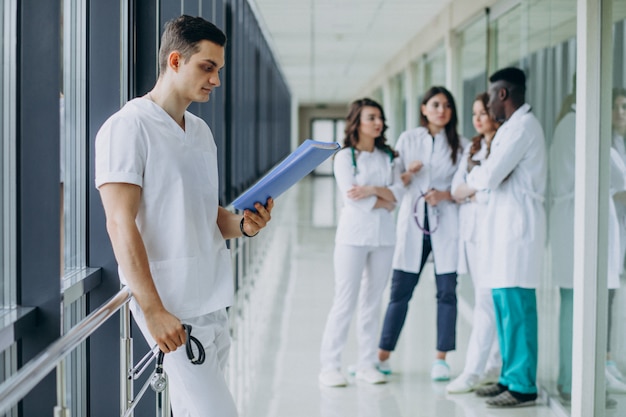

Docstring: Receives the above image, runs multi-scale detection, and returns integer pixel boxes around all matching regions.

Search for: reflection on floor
[236,176,565,417]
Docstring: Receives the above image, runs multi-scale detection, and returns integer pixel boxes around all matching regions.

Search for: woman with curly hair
[319,98,403,387]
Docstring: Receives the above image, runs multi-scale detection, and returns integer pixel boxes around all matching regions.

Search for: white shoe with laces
[446,373,480,394]
[356,366,387,384]
[319,369,348,387]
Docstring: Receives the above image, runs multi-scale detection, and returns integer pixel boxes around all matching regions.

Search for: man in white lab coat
[465,67,546,407]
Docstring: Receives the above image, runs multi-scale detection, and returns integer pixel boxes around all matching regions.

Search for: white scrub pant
[130,300,238,417]
[462,241,501,376]
[320,244,394,371]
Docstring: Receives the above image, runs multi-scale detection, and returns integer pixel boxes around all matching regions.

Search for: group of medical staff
[319,67,555,409]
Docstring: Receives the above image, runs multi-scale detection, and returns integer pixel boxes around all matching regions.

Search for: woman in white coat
[377,86,465,381]
[319,98,404,387]
[447,93,502,393]
[550,89,626,400]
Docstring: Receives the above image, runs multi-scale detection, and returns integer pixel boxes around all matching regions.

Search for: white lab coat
[451,139,490,280]
[392,127,466,274]
[611,131,626,272]
[334,147,404,246]
[550,113,626,289]
[466,104,547,289]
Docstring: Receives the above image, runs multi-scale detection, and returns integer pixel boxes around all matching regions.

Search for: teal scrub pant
[492,287,538,394]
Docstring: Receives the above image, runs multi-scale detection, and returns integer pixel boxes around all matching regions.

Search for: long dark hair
[467,92,494,172]
[419,86,460,164]
[343,98,397,157]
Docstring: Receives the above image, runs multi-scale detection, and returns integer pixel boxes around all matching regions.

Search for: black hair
[159,15,227,74]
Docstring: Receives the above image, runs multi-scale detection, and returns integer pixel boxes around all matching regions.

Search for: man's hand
[401,171,413,186]
[145,308,187,353]
[242,197,274,236]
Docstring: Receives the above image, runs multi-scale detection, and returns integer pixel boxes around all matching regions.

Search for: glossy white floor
[233,176,564,417]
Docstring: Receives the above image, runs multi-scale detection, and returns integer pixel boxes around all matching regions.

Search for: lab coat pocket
[497,203,527,241]
[149,257,200,315]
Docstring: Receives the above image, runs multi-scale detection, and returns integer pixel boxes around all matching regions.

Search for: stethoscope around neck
[350,146,395,182]
[413,191,439,235]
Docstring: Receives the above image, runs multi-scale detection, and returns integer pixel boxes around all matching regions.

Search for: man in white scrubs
[95,16,273,417]
[465,67,546,407]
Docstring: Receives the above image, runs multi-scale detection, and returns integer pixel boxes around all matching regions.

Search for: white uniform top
[95,98,233,319]
[392,127,466,274]
[550,112,626,289]
[451,139,490,279]
[612,131,626,272]
[334,147,404,246]
[467,104,547,289]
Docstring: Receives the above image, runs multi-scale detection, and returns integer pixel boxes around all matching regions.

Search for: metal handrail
[0,287,133,415]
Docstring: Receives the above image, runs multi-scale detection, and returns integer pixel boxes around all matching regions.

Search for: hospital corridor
[229,176,571,417]
[1,0,626,416]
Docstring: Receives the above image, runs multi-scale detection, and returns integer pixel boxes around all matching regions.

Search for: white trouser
[320,244,394,371]
[463,241,501,376]
[130,300,238,417]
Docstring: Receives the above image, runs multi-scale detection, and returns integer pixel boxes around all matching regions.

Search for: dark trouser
[378,231,458,352]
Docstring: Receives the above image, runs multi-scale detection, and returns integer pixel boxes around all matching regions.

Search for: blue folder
[232,139,341,211]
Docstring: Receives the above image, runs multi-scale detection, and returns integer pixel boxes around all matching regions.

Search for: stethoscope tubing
[413,191,439,235]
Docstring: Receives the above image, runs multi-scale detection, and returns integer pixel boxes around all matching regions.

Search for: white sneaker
[477,367,501,386]
[355,366,387,384]
[606,368,626,393]
[446,373,479,394]
[319,369,348,387]
[607,361,626,382]
[377,360,392,375]
[431,360,450,381]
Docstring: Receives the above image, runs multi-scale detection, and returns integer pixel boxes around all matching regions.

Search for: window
[2,0,16,308]
[60,0,87,274]
[60,0,88,415]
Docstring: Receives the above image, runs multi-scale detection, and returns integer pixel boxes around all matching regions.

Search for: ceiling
[250,0,453,105]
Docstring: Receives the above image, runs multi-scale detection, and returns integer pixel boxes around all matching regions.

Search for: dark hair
[489,67,526,103]
[467,93,496,172]
[420,86,460,164]
[343,98,397,157]
[159,15,227,74]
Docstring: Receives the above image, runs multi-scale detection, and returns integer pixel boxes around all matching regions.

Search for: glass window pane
[312,119,336,175]
[424,43,446,88]
[458,15,488,137]
[605,4,626,416]
[61,0,87,273]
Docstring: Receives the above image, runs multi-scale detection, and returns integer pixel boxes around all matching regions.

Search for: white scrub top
[334,147,404,246]
[451,139,490,279]
[467,104,547,289]
[551,114,626,289]
[95,98,234,319]
[392,127,466,275]
[612,131,626,274]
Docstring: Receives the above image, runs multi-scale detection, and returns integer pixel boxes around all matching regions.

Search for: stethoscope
[350,146,395,185]
[150,324,206,392]
[413,190,439,235]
